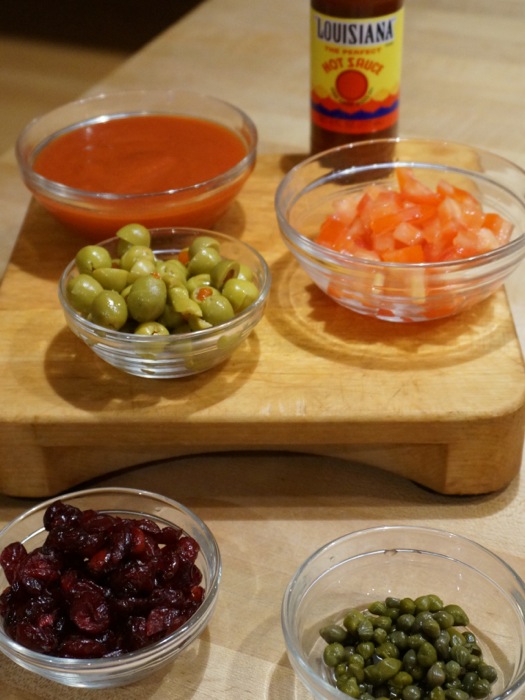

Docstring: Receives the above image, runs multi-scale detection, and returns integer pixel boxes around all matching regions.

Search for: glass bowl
[0,487,221,688]
[16,89,257,242]
[281,525,525,699]
[58,227,271,378]
[275,138,525,322]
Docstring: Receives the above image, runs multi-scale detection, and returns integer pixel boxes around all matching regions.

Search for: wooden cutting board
[0,153,524,498]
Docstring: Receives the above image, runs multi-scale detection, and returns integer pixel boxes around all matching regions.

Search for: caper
[426,661,446,688]
[323,642,347,667]
[344,609,366,635]
[402,684,422,700]
[319,624,347,644]
[444,605,469,626]
[417,641,438,668]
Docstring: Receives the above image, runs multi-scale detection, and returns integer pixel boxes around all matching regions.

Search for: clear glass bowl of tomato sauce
[275,138,525,322]
[0,487,221,688]
[16,90,257,243]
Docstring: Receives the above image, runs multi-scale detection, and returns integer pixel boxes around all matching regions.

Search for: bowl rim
[0,486,222,672]
[16,89,258,201]
[275,137,525,271]
[281,524,525,700]
[58,226,272,343]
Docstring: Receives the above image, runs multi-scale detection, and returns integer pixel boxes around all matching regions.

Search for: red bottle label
[311,9,404,135]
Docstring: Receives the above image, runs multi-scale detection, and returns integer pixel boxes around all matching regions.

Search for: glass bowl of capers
[281,526,525,700]
[58,225,271,378]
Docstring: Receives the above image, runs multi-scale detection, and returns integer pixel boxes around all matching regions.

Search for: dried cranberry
[146,606,186,639]
[123,616,148,651]
[43,501,81,531]
[0,500,206,659]
[190,585,205,604]
[159,546,181,581]
[134,518,161,538]
[108,559,157,596]
[70,591,110,634]
[58,635,109,659]
[0,542,27,584]
[156,526,182,546]
[15,620,59,654]
[177,536,200,563]
[17,549,62,594]
[79,510,117,533]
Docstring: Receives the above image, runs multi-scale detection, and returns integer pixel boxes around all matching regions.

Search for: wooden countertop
[1,0,525,697]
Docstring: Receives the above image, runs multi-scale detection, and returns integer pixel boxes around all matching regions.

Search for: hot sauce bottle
[310,0,404,154]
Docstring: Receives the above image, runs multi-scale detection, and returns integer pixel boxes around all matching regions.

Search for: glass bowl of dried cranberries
[0,487,221,688]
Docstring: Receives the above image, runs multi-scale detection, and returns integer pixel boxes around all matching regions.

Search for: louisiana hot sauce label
[311,9,404,135]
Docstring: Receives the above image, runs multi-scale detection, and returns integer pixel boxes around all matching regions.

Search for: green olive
[90,290,128,330]
[169,286,202,317]
[222,277,259,312]
[210,258,240,289]
[75,245,113,274]
[126,275,167,323]
[134,321,169,336]
[186,273,212,295]
[67,274,104,315]
[188,235,220,257]
[120,244,155,272]
[157,259,188,287]
[127,257,157,283]
[238,262,254,282]
[200,294,235,326]
[186,246,222,276]
[91,267,129,292]
[116,223,151,256]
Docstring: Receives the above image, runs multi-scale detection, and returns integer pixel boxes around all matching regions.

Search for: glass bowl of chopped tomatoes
[16,89,257,243]
[0,487,221,688]
[281,525,525,699]
[275,138,525,322]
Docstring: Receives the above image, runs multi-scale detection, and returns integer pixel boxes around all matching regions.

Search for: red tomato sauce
[33,114,248,194]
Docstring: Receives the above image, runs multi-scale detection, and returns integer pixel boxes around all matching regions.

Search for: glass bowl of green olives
[58,225,271,378]
[281,526,525,699]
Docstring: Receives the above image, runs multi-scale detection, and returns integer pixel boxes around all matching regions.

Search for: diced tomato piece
[382,244,426,263]
[317,216,348,249]
[333,192,361,223]
[482,212,513,243]
[396,168,443,205]
[393,222,423,246]
[314,171,514,275]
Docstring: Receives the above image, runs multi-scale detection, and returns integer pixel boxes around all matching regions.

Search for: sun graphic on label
[336,70,369,103]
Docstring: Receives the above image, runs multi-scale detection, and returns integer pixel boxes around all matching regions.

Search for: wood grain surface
[0,154,523,497]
